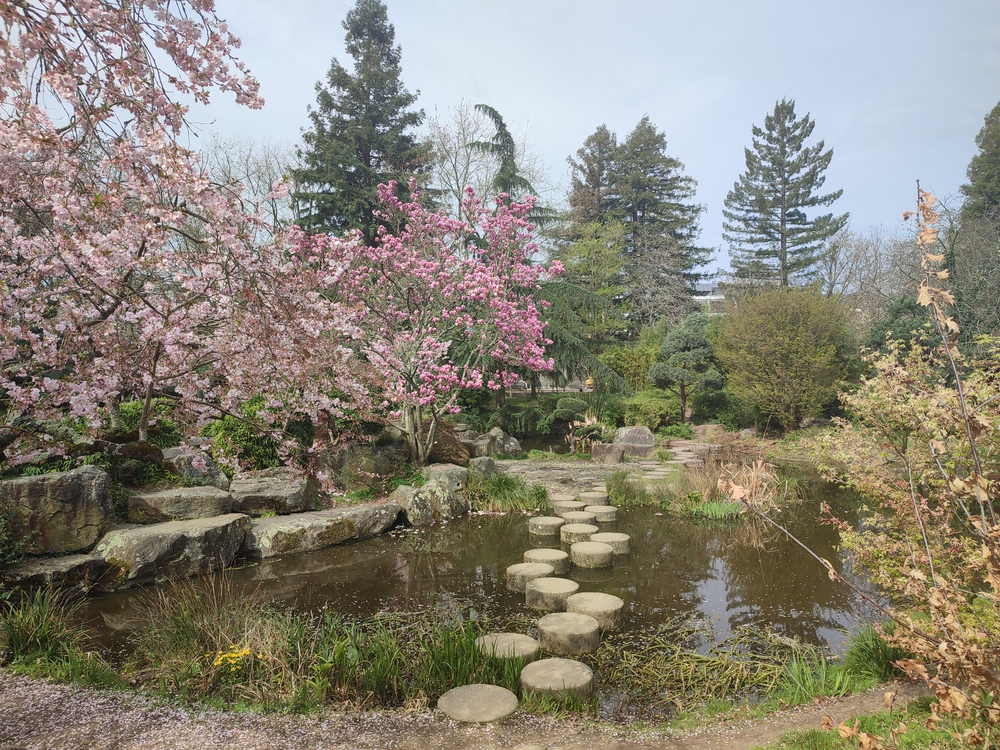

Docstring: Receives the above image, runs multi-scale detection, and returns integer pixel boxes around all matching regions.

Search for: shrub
[657,423,695,440]
[466,473,548,512]
[202,395,313,474]
[116,399,182,448]
[487,395,558,439]
[622,389,681,431]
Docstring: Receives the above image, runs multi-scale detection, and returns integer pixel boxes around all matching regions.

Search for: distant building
[692,280,725,312]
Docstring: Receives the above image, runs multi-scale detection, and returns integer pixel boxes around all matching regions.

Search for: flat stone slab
[548,493,578,506]
[590,531,630,554]
[520,657,594,698]
[526,577,579,611]
[585,505,617,523]
[229,477,313,516]
[570,541,614,568]
[523,548,570,574]
[437,684,518,723]
[552,500,586,516]
[127,486,232,524]
[240,503,401,560]
[475,633,539,662]
[506,562,554,592]
[560,523,598,544]
[527,516,564,536]
[578,491,608,506]
[0,554,116,591]
[567,591,625,631]
[561,510,597,525]
[537,612,600,656]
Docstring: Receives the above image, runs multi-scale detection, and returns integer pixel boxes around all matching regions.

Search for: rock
[127,486,233,524]
[0,466,111,554]
[547,493,578,507]
[229,477,315,516]
[560,523,598,544]
[389,481,468,526]
[552,500,586,517]
[93,513,251,587]
[569,541,614,568]
[319,441,413,490]
[467,433,497,458]
[586,505,618,523]
[506,561,554,592]
[590,532,630,555]
[437,684,519,723]
[160,447,229,491]
[589,443,624,464]
[520,658,594,699]
[561,510,597,525]
[740,426,759,439]
[240,503,402,560]
[475,632,539,662]
[421,463,468,494]
[487,427,522,458]
[612,425,657,458]
[428,422,471,466]
[566,592,625,632]
[467,456,496,478]
[527,516,564,536]
[523,548,570,574]
[578,491,609,506]
[526,577,579,611]
[536,612,601,656]
[0,554,118,591]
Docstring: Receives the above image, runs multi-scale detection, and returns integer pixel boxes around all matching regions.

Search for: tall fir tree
[960,100,1000,219]
[292,0,426,243]
[566,124,619,232]
[723,98,848,287]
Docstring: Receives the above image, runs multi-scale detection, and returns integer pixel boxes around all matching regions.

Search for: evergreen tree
[961,100,1000,219]
[566,124,619,232]
[723,99,848,287]
[292,0,426,243]
[647,313,722,423]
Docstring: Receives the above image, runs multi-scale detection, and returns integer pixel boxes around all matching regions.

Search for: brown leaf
[838,719,859,739]
[884,690,898,709]
[821,714,834,731]
[917,283,932,307]
[857,731,885,750]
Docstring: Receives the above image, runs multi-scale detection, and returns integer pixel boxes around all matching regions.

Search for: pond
[80,486,874,654]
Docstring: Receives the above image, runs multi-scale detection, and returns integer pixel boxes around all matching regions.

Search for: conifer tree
[566,124,619,232]
[292,0,426,242]
[960,100,1000,219]
[723,99,848,287]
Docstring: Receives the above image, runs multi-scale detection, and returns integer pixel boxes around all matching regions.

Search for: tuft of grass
[520,689,598,718]
[842,624,910,683]
[466,472,547,512]
[686,501,745,520]
[770,651,855,706]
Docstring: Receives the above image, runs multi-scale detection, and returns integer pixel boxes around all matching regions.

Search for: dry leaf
[821,714,834,731]
[838,719,859,740]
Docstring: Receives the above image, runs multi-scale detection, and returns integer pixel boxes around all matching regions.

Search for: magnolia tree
[0,1,365,467]
[313,182,555,464]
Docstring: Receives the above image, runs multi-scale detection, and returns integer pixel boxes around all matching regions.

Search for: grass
[770,652,855,705]
[523,449,589,461]
[842,624,910,683]
[466,472,548,512]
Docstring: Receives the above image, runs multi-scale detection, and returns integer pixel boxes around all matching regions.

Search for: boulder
[428,422,471,466]
[318,441,412,491]
[0,554,119,592]
[389,481,468,526]
[240,502,402,560]
[160,447,229,490]
[421,463,468,494]
[612,426,657,459]
[467,456,496,478]
[487,427,522,458]
[589,443,625,464]
[92,513,251,587]
[467,434,497,458]
[127,486,233,524]
[229,477,314,516]
[0,466,111,554]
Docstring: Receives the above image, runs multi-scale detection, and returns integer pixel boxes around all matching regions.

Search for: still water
[81,488,872,653]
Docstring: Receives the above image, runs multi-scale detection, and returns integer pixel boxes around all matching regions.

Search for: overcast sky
[204,0,1000,271]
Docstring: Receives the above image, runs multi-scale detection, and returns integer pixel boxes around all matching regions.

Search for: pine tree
[566,124,619,232]
[961,100,1000,219]
[723,99,848,287]
[292,0,426,243]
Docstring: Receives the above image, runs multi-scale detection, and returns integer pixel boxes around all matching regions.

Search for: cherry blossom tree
[0,1,365,467]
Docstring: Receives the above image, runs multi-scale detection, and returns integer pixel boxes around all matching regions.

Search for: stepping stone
[528,516,564,536]
[552,500,586,516]
[127,486,232,524]
[520,658,594,699]
[570,541,614,568]
[585,505,617,523]
[506,562,554,592]
[566,591,625,632]
[548,493,578,507]
[561,510,597,525]
[639,461,661,468]
[525,577,579,611]
[578,491,608,506]
[537,612,600,656]
[590,484,606,492]
[590,532,630,555]
[475,633,540,662]
[560,523,598,544]
[240,504,402,560]
[437,683,519,723]
[524,548,570,574]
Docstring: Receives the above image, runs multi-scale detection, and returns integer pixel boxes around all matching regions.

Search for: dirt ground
[0,671,926,750]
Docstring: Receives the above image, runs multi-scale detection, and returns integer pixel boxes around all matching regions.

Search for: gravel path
[0,671,925,750]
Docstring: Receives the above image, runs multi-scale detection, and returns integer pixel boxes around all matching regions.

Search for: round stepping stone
[548,492,578,506]
[506,562,554,592]
[552,500,586,516]
[570,540,614,568]
[590,484,606,492]
[437,683,519,723]
[560,523,598,544]
[475,632,540,662]
[590,531,630,555]
[585,505,617,523]
[525,577,580,611]
[524,548,570,574]
[578,491,609,506]
[528,516,564,536]
[520,657,594,699]
[537,612,601,656]
[561,510,597,525]
[566,592,625,632]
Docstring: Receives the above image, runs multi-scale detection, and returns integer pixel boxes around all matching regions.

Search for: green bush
[487,395,559,439]
[656,423,695,440]
[117,399,183,448]
[466,473,548,512]
[622,389,681,431]
[203,395,313,474]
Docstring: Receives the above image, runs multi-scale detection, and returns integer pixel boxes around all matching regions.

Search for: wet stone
[475,633,539,662]
[506,562,554,592]
[527,516,564,536]
[560,523,598,544]
[561,510,597,525]
[520,657,594,699]
[566,591,625,632]
[537,612,601,656]
[552,500,586,517]
[585,505,617,523]
[437,683,518,723]
[590,531,630,555]
[523,548,570,575]
[525,577,579,611]
[570,541,614,568]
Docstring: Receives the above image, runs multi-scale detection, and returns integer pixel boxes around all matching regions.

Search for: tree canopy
[961,100,1000,219]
